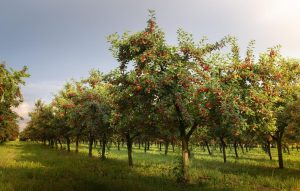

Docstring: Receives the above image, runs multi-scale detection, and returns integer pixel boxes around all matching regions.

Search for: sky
[1,0,300,130]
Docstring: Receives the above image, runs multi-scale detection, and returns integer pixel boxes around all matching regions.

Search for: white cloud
[21,80,65,104]
[12,101,33,131]
[16,80,66,131]
[13,101,32,119]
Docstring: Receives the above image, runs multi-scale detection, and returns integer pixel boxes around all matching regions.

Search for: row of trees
[0,63,29,143]
[21,13,300,183]
[21,70,111,159]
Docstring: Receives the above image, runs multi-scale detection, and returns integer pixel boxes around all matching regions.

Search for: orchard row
[18,14,300,183]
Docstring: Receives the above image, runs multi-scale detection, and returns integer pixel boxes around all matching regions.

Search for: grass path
[0,141,300,191]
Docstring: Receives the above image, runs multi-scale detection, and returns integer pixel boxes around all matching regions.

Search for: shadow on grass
[1,142,230,191]
[192,155,300,180]
[2,142,299,191]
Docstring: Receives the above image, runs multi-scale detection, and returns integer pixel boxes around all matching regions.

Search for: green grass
[0,141,300,191]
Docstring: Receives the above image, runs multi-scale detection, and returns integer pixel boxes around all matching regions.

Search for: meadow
[0,141,300,191]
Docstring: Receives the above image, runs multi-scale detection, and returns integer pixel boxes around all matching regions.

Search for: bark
[66,137,70,152]
[75,136,79,153]
[126,134,133,167]
[165,140,169,155]
[88,134,93,157]
[106,141,111,151]
[205,141,211,155]
[181,136,190,182]
[234,141,239,158]
[101,134,107,160]
[240,143,245,154]
[285,145,290,155]
[277,137,284,169]
[173,96,197,183]
[58,139,62,149]
[267,141,272,160]
[220,137,227,163]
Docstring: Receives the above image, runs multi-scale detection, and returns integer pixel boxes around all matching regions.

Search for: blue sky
[1,0,300,129]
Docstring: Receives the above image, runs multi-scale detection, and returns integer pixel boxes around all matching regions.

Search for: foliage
[0,63,29,142]
[21,10,300,185]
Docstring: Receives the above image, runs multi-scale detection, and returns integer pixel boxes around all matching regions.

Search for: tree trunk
[165,140,169,155]
[234,141,239,158]
[205,141,211,155]
[174,99,191,183]
[144,141,147,153]
[58,139,62,149]
[126,134,133,167]
[181,137,190,182]
[220,137,226,163]
[88,134,93,157]
[172,141,175,152]
[276,137,284,169]
[49,139,53,148]
[285,145,290,155]
[159,142,162,151]
[117,141,120,151]
[240,143,244,154]
[106,141,111,151]
[66,137,70,152]
[267,141,272,160]
[101,134,107,160]
[75,136,79,153]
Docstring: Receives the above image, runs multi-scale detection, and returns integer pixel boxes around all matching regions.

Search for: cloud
[22,80,65,103]
[16,80,65,131]
[13,101,32,118]
[12,101,32,131]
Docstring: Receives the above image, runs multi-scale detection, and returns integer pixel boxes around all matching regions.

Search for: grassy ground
[0,141,300,191]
